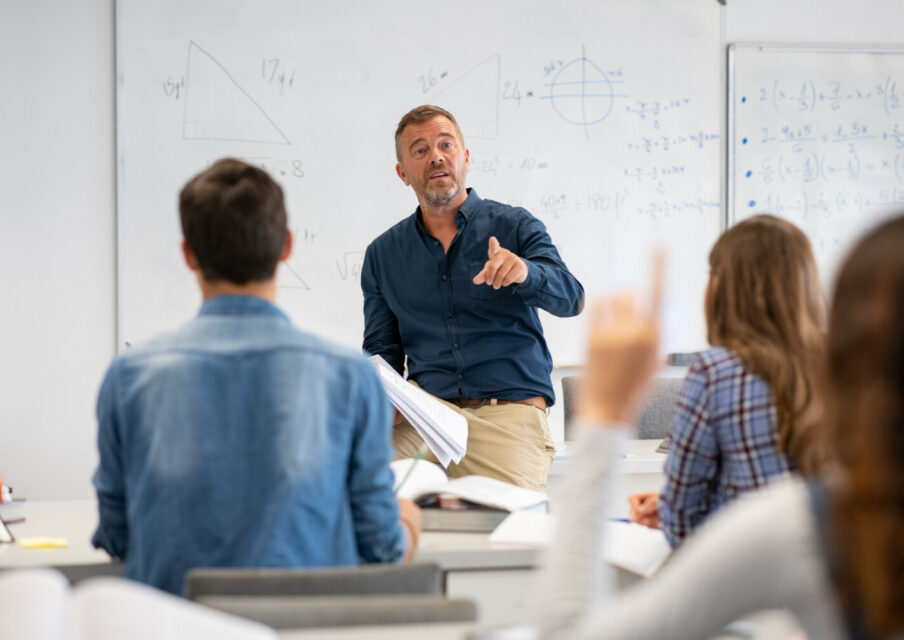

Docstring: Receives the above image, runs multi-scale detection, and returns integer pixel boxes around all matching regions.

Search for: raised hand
[576,255,663,424]
[472,236,528,289]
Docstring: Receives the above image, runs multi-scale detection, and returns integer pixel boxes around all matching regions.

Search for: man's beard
[422,180,461,207]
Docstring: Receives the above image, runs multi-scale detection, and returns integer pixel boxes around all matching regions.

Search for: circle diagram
[547,49,618,139]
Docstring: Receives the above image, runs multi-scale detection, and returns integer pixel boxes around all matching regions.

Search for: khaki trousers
[393,394,557,491]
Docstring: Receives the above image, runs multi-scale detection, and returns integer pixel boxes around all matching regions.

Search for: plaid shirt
[659,346,791,547]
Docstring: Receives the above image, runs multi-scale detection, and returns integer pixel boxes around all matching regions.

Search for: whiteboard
[729,45,904,290]
[116,0,723,365]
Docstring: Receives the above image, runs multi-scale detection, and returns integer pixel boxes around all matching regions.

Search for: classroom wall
[2,0,903,500]
[0,0,116,500]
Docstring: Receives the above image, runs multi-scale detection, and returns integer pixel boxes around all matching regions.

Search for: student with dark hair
[630,215,825,546]
[536,215,904,639]
[92,159,420,595]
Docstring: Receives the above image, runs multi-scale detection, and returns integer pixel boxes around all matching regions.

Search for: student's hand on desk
[577,255,663,424]
[629,491,661,529]
[397,497,422,563]
[472,236,528,289]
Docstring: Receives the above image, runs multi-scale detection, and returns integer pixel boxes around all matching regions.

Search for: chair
[562,375,684,440]
[184,563,477,630]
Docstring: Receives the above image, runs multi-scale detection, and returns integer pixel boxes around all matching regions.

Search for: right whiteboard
[729,45,904,289]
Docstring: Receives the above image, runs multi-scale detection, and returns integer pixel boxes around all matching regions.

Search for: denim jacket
[92,295,405,594]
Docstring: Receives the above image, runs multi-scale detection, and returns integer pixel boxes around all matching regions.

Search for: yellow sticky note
[19,537,69,549]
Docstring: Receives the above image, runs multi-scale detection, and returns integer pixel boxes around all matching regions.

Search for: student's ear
[181,240,200,272]
[396,162,410,186]
[280,230,294,262]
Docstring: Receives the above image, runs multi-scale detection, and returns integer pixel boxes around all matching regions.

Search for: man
[362,105,584,490]
[92,159,420,595]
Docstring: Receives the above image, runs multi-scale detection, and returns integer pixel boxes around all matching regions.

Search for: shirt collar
[198,295,289,321]
[414,188,481,232]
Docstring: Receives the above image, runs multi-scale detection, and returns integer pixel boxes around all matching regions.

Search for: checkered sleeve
[659,355,718,547]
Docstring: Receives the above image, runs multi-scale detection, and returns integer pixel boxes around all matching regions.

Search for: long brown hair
[705,215,825,471]
[825,214,904,635]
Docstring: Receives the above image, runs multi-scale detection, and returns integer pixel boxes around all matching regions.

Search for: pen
[393,443,429,495]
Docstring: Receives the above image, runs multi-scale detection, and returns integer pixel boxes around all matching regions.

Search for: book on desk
[390,458,548,532]
[0,568,276,639]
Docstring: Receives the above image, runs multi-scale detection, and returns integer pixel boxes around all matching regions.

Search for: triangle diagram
[278,262,310,291]
[183,41,291,145]
[431,54,500,140]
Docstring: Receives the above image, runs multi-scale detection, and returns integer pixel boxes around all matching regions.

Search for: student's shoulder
[692,346,746,377]
[282,328,372,369]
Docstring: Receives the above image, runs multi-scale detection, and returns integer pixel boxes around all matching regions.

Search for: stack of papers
[370,356,468,467]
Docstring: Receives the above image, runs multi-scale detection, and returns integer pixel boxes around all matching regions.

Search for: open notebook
[391,458,549,531]
[0,569,276,640]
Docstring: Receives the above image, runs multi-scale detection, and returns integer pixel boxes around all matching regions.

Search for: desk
[0,500,110,568]
[550,438,667,519]
[0,440,667,625]
[1,500,804,639]
[0,499,541,625]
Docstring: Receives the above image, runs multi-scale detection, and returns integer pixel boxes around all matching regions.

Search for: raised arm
[535,269,842,639]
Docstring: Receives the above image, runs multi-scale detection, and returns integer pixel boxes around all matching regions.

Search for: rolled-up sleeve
[512,215,584,317]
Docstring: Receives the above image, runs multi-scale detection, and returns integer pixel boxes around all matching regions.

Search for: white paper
[602,521,672,577]
[370,355,467,466]
[489,511,556,545]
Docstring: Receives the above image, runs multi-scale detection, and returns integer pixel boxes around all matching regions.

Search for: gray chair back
[194,594,477,629]
[185,562,443,599]
[562,375,683,440]
[184,563,477,630]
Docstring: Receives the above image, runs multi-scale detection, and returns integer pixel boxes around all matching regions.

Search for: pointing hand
[472,236,528,289]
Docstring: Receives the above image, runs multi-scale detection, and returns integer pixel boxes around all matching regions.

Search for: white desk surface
[0,439,667,571]
[0,500,110,568]
[275,612,804,640]
[0,499,540,572]
[2,499,804,639]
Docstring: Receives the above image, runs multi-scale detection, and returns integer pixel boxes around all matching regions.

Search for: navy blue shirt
[362,189,583,406]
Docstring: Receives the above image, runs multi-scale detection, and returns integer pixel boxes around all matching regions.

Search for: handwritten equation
[743,76,903,116]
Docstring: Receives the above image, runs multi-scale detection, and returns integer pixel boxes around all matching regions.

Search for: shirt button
[457,374,463,380]
[447,312,453,318]
[434,241,439,246]
[453,343,459,349]
[442,274,448,281]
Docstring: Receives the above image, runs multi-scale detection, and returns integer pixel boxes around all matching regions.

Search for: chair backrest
[562,375,683,440]
[184,562,444,600]
[194,594,478,629]
[184,563,476,630]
